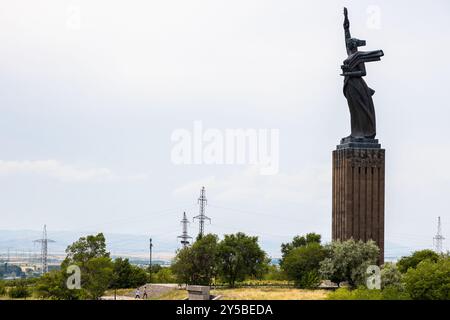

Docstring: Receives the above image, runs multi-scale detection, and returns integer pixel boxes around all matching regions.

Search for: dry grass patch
[211,288,328,300]
[155,289,187,300]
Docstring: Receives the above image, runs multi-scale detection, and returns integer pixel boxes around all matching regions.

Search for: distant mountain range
[0,229,176,262]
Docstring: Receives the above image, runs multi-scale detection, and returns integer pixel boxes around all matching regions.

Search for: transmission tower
[193,186,210,238]
[433,216,445,253]
[33,225,55,274]
[149,238,153,283]
[177,212,193,248]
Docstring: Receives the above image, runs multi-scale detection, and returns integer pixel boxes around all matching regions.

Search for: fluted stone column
[332,137,385,265]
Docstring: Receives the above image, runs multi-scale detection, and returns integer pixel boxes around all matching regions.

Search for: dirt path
[102,284,182,300]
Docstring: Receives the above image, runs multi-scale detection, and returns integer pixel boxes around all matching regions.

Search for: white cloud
[0,159,148,182]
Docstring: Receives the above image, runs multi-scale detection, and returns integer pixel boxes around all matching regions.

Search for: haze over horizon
[1,0,450,259]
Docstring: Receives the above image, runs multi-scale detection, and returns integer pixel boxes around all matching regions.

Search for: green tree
[216,232,268,287]
[171,234,219,285]
[397,249,439,273]
[154,267,176,283]
[111,258,148,289]
[282,243,326,288]
[319,239,379,288]
[36,233,114,300]
[148,264,162,275]
[280,233,321,267]
[80,257,114,300]
[263,264,287,281]
[35,270,78,300]
[403,257,450,300]
[63,233,110,267]
[63,233,113,299]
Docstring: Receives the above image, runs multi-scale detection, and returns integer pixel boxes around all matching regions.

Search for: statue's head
[346,37,366,53]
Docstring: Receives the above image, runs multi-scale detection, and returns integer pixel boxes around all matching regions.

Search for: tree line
[1,231,449,299]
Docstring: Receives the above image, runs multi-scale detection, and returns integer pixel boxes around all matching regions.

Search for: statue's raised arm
[343,7,351,41]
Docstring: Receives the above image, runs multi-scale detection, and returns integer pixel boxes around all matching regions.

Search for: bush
[153,267,176,283]
[280,233,321,267]
[263,265,287,281]
[381,285,410,300]
[319,239,379,288]
[327,286,410,300]
[111,258,147,289]
[327,287,383,300]
[403,257,450,300]
[8,285,31,299]
[397,250,439,273]
[381,263,403,289]
[0,281,6,296]
[35,270,79,300]
[282,243,325,288]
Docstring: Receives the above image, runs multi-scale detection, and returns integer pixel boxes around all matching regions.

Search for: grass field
[0,285,329,300]
[102,287,329,300]
[150,287,329,300]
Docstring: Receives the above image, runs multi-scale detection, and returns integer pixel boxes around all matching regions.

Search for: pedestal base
[332,139,385,264]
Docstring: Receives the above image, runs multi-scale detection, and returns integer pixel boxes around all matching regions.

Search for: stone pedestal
[187,285,210,300]
[332,137,385,264]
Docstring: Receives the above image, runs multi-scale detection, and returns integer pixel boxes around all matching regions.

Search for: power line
[33,225,55,274]
[433,216,445,254]
[177,212,192,248]
[193,186,210,238]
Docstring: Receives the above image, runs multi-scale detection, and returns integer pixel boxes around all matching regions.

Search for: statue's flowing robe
[343,50,384,139]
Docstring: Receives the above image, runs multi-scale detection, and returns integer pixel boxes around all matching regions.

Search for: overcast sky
[1,0,450,257]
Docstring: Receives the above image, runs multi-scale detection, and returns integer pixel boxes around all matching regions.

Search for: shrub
[381,285,410,300]
[403,257,450,300]
[8,285,31,299]
[263,265,287,281]
[153,267,176,283]
[282,243,325,288]
[381,263,403,289]
[397,250,439,273]
[35,270,79,300]
[0,281,6,296]
[280,233,321,267]
[319,239,379,288]
[327,287,383,300]
[327,286,410,300]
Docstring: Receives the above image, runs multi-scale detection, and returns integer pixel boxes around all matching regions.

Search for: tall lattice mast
[177,212,192,248]
[33,225,55,274]
[433,216,445,254]
[193,186,210,238]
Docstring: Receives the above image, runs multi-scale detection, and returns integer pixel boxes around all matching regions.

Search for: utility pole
[433,216,445,254]
[33,225,55,274]
[149,238,153,283]
[193,186,210,238]
[177,212,192,248]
